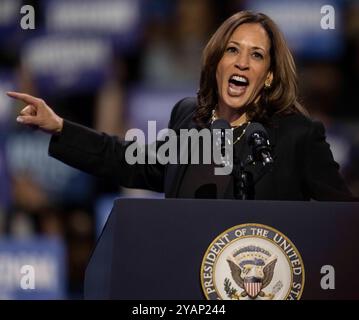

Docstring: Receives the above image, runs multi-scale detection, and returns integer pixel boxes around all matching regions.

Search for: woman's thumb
[16,115,38,125]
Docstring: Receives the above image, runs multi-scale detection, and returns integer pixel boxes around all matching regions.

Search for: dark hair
[195,11,307,127]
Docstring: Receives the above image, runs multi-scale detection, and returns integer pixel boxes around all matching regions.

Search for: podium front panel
[85,199,359,299]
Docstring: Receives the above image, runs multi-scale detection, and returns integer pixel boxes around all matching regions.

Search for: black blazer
[49,97,355,201]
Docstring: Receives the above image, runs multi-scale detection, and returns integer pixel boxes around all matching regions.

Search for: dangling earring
[264,78,272,89]
[211,108,218,124]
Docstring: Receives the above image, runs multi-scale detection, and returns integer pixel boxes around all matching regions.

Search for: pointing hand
[7,91,63,134]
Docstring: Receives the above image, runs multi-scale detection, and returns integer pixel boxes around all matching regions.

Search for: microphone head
[211,119,231,130]
[245,122,269,143]
[245,122,273,167]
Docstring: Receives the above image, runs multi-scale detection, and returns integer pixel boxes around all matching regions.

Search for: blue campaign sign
[21,34,112,94]
[0,0,30,52]
[244,0,343,59]
[0,71,16,210]
[0,71,15,126]
[5,130,94,204]
[0,0,21,26]
[42,0,144,52]
[0,147,10,210]
[0,0,21,40]
[0,237,66,300]
[43,0,141,35]
[127,86,196,142]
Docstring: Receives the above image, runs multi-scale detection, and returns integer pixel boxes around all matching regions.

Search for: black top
[48,97,357,201]
[177,124,249,199]
[177,163,234,199]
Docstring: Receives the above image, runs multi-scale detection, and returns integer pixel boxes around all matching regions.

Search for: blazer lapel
[250,119,278,185]
[266,119,277,154]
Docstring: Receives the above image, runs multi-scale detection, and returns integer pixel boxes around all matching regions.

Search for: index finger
[7,91,40,105]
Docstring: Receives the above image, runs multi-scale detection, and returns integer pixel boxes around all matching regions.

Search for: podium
[84,199,359,299]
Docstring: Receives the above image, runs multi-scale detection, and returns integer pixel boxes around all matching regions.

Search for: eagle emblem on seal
[226,245,279,299]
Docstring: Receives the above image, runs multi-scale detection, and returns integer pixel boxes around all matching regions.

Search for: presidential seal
[200,223,305,300]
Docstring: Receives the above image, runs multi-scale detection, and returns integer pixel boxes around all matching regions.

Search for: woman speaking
[8,11,355,201]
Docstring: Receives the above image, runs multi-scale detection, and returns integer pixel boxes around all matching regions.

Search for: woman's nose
[235,52,250,70]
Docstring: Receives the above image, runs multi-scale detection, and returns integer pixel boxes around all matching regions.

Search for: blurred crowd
[0,0,358,299]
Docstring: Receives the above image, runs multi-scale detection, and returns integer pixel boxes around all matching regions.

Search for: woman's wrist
[55,117,64,134]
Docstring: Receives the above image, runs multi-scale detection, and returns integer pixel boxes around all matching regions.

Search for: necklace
[211,109,250,145]
[233,122,250,145]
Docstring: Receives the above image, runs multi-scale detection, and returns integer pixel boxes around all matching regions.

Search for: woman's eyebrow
[228,40,266,52]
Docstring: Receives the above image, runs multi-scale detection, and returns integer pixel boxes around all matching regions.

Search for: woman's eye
[226,46,238,53]
[252,52,263,59]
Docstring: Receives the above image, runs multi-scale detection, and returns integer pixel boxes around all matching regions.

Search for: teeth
[230,75,248,84]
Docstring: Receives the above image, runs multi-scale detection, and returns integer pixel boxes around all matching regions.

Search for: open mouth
[228,74,249,97]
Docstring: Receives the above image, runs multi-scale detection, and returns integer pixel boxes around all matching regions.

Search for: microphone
[245,122,274,167]
[211,119,252,199]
